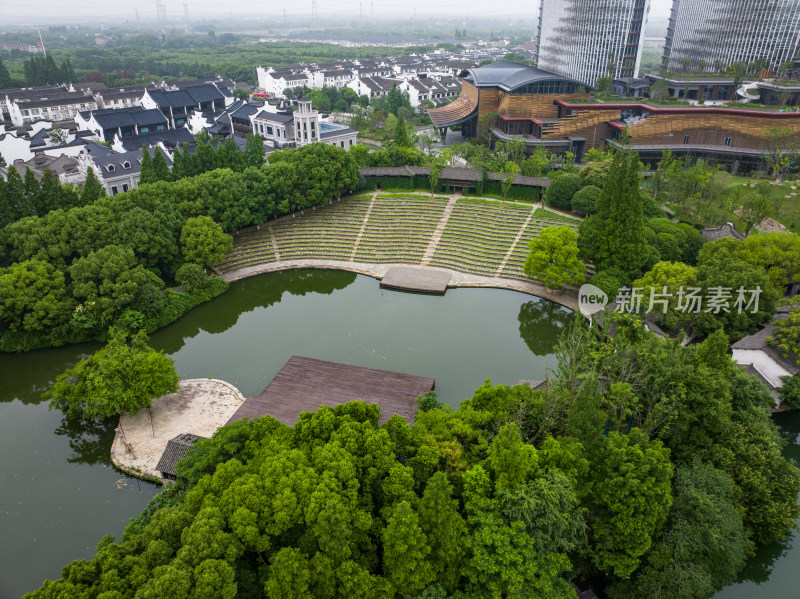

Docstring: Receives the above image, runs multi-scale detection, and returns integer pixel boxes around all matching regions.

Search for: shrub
[590,270,622,300]
[544,174,581,210]
[572,185,602,215]
[580,160,610,188]
[175,263,208,293]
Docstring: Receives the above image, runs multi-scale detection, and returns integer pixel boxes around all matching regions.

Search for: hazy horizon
[3,0,673,31]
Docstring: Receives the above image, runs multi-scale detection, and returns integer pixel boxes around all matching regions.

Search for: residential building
[537,0,651,87]
[141,84,226,128]
[256,68,312,97]
[662,0,800,73]
[346,76,400,99]
[427,62,800,166]
[94,86,151,109]
[0,41,44,53]
[731,305,800,406]
[310,70,355,90]
[10,153,85,185]
[5,88,98,126]
[87,146,171,195]
[75,106,169,142]
[251,98,357,149]
[112,127,195,153]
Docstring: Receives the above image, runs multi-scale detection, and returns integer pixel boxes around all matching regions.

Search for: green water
[0,269,797,598]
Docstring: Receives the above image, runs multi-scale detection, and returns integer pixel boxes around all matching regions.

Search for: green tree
[500,161,518,201]
[180,216,233,266]
[232,87,250,100]
[778,373,800,409]
[633,261,699,329]
[417,472,467,592]
[585,149,648,278]
[0,56,12,89]
[0,260,75,333]
[769,307,800,366]
[392,113,412,148]
[524,226,586,290]
[543,173,581,210]
[175,263,208,292]
[571,185,601,215]
[383,500,434,593]
[607,460,751,599]
[139,146,155,184]
[244,133,266,167]
[80,167,106,206]
[151,147,173,182]
[586,430,673,577]
[69,244,163,321]
[45,328,180,420]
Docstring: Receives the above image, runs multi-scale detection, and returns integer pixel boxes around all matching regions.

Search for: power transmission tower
[155,0,167,24]
[370,1,373,16]
[135,8,140,22]
[183,3,189,20]
[360,2,362,17]
[311,0,319,25]
[283,8,286,22]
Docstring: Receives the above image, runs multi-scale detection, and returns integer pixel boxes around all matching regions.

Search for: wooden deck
[226,356,435,426]
[380,266,451,294]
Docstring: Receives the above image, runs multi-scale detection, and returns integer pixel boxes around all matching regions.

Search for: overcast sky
[4,0,673,28]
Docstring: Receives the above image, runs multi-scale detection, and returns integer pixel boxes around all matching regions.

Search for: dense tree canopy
[180,216,233,266]
[0,143,361,350]
[27,314,800,599]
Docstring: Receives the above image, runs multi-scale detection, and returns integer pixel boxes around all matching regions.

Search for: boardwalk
[227,356,435,426]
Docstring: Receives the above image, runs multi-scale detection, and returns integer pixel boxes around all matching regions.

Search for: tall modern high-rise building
[663,0,800,73]
[536,0,651,88]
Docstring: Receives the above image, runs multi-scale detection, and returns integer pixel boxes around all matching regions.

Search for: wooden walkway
[226,356,435,426]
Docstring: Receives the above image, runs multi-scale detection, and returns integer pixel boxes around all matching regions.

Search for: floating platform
[380,267,451,294]
[226,356,435,426]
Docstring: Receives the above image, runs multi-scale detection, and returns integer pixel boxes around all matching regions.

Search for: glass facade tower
[663,0,800,73]
[536,0,651,88]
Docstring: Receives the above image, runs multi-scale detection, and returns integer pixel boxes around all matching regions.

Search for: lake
[0,269,796,598]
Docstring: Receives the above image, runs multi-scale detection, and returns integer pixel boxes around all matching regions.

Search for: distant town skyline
[3,0,673,30]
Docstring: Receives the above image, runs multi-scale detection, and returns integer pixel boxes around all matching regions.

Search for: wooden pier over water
[226,356,435,426]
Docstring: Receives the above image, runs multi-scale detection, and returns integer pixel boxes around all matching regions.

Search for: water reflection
[517,299,574,356]
[54,416,117,465]
[155,269,358,353]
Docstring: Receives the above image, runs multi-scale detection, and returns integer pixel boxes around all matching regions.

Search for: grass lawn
[725,175,800,232]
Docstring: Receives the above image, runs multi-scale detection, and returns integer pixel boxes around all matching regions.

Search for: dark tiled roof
[731,318,800,376]
[14,94,95,109]
[91,107,168,130]
[155,433,205,478]
[118,127,195,151]
[92,146,172,179]
[184,84,225,104]
[231,104,259,119]
[147,89,196,108]
[254,110,293,123]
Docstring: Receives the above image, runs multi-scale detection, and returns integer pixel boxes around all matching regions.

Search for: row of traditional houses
[1,76,356,196]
